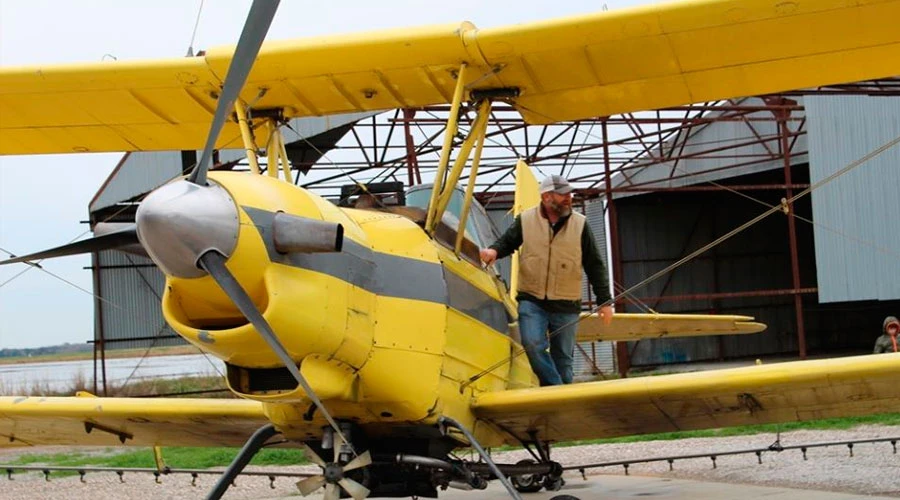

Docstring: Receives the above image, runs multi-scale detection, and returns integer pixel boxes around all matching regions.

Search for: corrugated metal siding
[90,151,183,212]
[805,96,900,303]
[613,97,808,197]
[576,198,615,377]
[95,250,184,350]
[615,172,813,365]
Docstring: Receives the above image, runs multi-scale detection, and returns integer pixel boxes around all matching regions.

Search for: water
[0,354,226,393]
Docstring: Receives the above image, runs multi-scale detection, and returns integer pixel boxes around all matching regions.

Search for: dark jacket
[490,209,611,313]
[874,315,899,354]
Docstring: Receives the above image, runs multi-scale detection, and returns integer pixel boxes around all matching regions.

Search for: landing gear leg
[510,431,564,494]
[206,423,279,500]
[438,417,523,500]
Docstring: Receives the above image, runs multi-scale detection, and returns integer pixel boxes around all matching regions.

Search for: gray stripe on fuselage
[242,206,508,334]
[443,268,509,333]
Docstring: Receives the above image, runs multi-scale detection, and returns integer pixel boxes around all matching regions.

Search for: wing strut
[424,63,467,233]
[424,95,494,241]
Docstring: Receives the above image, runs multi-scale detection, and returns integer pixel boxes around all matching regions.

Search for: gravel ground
[1,425,898,499]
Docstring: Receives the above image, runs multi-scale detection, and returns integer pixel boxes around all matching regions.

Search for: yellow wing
[577,312,765,342]
[0,396,274,448]
[472,353,900,444]
[3,0,900,154]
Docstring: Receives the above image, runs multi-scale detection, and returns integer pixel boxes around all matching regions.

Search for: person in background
[873,315,899,353]
[480,175,613,386]
[354,193,378,209]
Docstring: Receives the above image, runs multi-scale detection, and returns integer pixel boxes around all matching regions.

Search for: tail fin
[510,160,540,297]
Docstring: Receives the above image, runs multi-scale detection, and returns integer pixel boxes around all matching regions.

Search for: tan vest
[518,207,585,300]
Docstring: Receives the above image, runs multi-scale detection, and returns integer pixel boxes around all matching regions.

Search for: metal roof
[611,97,808,198]
[90,112,376,213]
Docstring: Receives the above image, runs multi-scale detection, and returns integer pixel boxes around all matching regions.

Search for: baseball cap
[539,175,573,195]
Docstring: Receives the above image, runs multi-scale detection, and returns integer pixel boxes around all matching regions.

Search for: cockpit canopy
[405,184,501,250]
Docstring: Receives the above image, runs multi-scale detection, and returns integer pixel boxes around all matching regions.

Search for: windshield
[406,185,499,249]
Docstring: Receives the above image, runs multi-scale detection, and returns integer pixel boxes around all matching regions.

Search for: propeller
[156,0,360,469]
[188,0,280,186]
[4,1,361,483]
[0,224,138,266]
[296,434,372,500]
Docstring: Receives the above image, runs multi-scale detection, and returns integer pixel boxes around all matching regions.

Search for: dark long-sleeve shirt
[490,213,612,313]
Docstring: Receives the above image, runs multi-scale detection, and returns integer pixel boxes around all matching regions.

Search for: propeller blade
[301,443,327,468]
[323,483,340,500]
[295,475,326,496]
[197,250,353,453]
[93,222,148,258]
[339,477,371,500]
[189,0,280,186]
[343,451,372,472]
[0,225,139,265]
[332,432,343,463]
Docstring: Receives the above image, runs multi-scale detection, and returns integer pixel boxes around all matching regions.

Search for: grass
[0,345,205,365]
[7,446,309,469]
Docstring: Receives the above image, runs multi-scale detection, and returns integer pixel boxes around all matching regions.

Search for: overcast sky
[0,0,665,349]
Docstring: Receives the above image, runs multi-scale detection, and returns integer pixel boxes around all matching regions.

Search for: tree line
[0,343,92,358]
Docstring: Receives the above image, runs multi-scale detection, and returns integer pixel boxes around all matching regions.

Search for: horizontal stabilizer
[576,312,766,342]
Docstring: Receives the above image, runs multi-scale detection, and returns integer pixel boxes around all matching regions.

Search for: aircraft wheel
[510,459,544,493]
[549,495,580,500]
[543,475,564,491]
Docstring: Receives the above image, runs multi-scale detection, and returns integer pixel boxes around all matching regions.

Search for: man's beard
[549,200,571,217]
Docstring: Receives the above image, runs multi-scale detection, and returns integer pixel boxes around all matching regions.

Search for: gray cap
[539,174,573,195]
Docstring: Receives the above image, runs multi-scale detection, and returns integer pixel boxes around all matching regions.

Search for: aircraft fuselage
[159,172,536,446]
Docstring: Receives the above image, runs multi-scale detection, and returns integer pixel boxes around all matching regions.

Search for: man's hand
[480,248,498,266]
[599,305,614,325]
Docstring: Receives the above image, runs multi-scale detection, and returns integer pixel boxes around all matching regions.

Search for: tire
[510,459,544,493]
[543,476,564,491]
[549,495,580,500]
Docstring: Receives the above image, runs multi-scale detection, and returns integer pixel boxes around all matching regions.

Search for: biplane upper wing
[472,352,900,444]
[3,0,900,154]
[577,312,765,342]
[0,396,278,448]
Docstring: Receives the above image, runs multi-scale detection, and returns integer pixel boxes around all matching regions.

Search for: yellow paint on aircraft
[3,1,900,154]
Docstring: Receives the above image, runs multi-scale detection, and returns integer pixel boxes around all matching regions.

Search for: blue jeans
[518,300,579,386]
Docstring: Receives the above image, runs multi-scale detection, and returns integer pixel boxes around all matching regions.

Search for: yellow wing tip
[736,321,767,334]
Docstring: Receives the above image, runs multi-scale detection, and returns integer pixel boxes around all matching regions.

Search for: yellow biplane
[2,1,900,499]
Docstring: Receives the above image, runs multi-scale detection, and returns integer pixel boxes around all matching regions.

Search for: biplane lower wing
[0,396,273,448]
[577,312,766,342]
[472,353,900,444]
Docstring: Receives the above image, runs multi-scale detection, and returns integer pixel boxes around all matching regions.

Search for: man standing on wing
[480,175,614,386]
